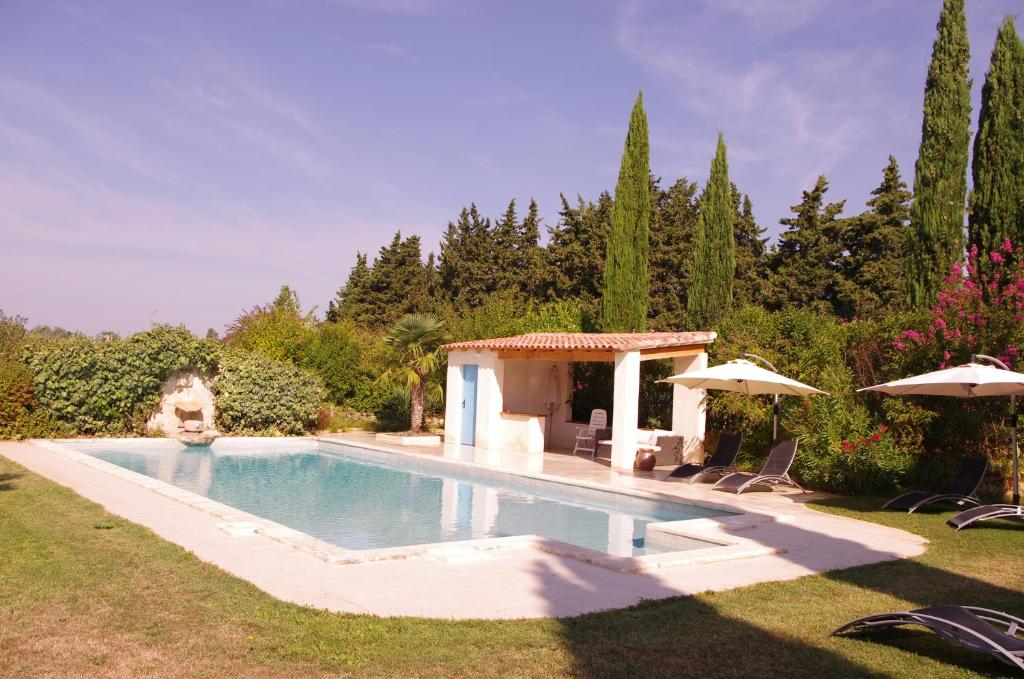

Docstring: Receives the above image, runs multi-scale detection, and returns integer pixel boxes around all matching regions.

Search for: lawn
[0,455,1021,678]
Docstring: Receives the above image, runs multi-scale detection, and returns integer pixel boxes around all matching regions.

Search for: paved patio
[0,435,928,619]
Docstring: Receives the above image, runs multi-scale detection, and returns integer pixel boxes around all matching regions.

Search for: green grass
[0,457,1021,678]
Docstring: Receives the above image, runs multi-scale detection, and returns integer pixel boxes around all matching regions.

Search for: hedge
[212,353,325,435]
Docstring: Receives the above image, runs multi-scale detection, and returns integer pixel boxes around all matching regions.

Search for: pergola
[442,331,716,470]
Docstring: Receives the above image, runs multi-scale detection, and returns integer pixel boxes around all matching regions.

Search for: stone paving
[0,435,928,619]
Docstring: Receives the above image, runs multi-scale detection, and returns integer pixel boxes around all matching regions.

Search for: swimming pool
[79,440,729,557]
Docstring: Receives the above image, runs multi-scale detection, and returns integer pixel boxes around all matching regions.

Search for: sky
[0,0,1019,335]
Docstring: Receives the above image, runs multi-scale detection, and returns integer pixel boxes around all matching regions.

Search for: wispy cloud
[0,77,177,184]
[332,0,458,15]
[614,0,897,221]
[360,42,413,59]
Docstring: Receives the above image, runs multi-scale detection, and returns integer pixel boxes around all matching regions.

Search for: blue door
[460,364,478,445]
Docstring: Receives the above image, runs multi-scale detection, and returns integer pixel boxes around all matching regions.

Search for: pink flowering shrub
[882,239,1024,494]
[893,240,1024,369]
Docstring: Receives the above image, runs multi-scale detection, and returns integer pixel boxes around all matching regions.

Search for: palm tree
[378,314,447,433]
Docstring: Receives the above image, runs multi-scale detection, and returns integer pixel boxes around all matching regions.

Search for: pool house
[442,332,716,470]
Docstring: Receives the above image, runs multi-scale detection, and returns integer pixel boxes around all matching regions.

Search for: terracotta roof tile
[443,331,716,353]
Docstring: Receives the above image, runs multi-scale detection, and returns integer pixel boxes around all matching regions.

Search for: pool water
[83,442,727,557]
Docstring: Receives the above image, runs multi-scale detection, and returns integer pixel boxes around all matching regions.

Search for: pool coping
[32,437,783,574]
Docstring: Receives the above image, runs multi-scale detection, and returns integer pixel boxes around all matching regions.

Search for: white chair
[572,409,607,456]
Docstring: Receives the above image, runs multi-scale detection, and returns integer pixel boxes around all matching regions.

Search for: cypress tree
[907,0,972,308]
[602,91,651,331]
[969,16,1024,267]
[687,133,735,327]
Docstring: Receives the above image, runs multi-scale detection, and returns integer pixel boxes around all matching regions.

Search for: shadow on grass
[0,471,22,491]
[542,494,1022,678]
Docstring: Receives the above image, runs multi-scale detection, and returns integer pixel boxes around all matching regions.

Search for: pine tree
[602,91,651,331]
[492,198,521,294]
[327,253,371,323]
[516,199,544,300]
[731,191,770,309]
[907,0,972,308]
[649,176,700,329]
[544,192,611,305]
[330,233,430,328]
[688,133,735,327]
[767,176,847,314]
[841,156,913,317]
[969,16,1024,268]
[438,204,493,309]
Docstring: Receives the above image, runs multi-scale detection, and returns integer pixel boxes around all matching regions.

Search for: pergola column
[610,349,640,470]
[672,353,708,463]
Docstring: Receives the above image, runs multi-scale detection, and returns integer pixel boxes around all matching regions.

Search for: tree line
[328,1,1023,336]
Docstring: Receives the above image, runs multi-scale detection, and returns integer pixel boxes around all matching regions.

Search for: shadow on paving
[538,494,1023,678]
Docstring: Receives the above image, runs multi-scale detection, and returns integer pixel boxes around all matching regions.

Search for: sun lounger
[665,432,742,484]
[831,605,1024,670]
[883,457,987,513]
[712,439,803,494]
[947,503,1024,530]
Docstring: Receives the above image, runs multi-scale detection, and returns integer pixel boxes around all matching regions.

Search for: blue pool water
[82,442,727,556]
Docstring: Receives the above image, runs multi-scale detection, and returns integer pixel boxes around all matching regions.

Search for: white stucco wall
[443,346,710,465]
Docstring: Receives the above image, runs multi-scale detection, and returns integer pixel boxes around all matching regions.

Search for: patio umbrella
[858,355,1024,507]
[661,354,826,441]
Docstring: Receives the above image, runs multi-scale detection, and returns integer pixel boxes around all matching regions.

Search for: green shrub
[212,353,325,435]
[708,306,915,494]
[445,290,585,341]
[22,325,216,435]
[298,322,363,405]
[224,286,315,362]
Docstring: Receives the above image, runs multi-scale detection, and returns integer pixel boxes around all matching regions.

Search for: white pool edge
[32,437,782,574]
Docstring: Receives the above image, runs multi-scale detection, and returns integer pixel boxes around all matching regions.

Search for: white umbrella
[661,354,826,441]
[662,359,826,397]
[859,355,1024,506]
[857,362,1024,398]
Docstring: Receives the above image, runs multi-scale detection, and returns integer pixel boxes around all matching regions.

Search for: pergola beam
[497,344,705,363]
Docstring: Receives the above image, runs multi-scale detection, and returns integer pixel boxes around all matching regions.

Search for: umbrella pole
[772,394,779,443]
[973,354,1022,505]
[1013,394,1020,506]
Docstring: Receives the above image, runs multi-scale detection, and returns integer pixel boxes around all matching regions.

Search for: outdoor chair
[712,439,804,494]
[883,456,987,513]
[947,503,1024,530]
[665,432,742,484]
[572,409,607,456]
[831,605,1024,671]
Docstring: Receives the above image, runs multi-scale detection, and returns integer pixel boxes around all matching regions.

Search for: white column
[443,361,464,445]
[672,353,708,464]
[475,350,505,450]
[610,350,641,470]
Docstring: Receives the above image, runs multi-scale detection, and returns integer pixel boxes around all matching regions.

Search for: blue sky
[0,0,1018,334]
